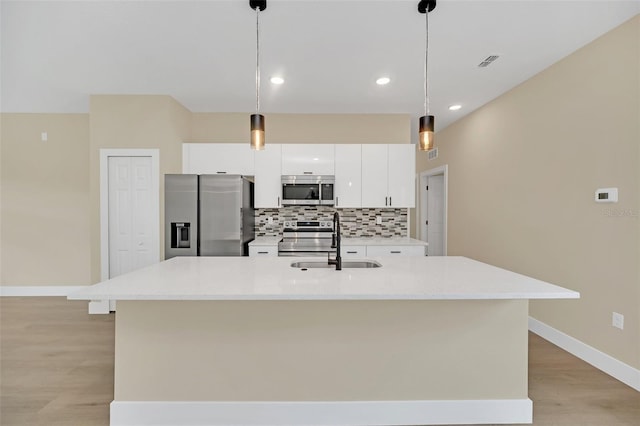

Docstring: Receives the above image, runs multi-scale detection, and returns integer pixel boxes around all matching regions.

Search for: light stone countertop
[249,236,428,246]
[68,256,579,301]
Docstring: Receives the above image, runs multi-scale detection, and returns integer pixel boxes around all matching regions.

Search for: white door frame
[418,165,448,255]
[91,149,160,314]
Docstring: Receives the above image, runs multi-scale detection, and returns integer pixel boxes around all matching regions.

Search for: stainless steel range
[278,220,336,257]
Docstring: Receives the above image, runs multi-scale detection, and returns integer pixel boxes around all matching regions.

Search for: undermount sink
[291,260,382,269]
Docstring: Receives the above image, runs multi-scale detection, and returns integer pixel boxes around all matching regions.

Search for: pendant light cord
[424,7,429,116]
[256,6,261,113]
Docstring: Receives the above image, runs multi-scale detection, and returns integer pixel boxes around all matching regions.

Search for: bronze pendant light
[250,0,266,150]
[418,0,436,151]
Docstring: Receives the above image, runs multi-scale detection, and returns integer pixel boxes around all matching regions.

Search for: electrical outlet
[376,216,382,225]
[612,312,624,330]
[41,132,48,142]
[267,217,274,224]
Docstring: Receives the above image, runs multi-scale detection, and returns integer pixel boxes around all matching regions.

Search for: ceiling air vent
[428,147,438,161]
[478,55,500,68]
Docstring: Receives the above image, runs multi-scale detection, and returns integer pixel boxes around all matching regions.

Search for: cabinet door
[334,144,362,208]
[366,245,426,256]
[387,144,416,208]
[183,143,255,175]
[341,245,366,258]
[281,144,335,175]
[361,144,388,208]
[249,246,278,257]
[254,144,282,208]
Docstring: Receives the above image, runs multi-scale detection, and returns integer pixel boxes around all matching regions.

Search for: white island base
[111,299,531,426]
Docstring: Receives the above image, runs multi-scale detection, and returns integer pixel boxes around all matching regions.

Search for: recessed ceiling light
[376,77,391,85]
[449,104,462,111]
[270,76,284,85]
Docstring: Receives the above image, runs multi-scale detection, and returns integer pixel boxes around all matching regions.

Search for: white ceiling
[2,0,638,131]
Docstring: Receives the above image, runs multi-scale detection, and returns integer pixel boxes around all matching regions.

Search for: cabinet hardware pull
[346,251,357,254]
[336,197,339,206]
[385,197,388,206]
[390,251,401,254]
[216,171,227,174]
[389,197,392,206]
[277,196,280,206]
[258,251,269,254]
[303,171,313,174]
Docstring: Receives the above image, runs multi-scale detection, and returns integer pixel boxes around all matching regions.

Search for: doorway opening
[91,149,160,314]
[419,165,448,256]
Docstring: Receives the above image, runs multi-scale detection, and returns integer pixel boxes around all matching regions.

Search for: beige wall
[89,95,192,283]
[115,299,528,401]
[1,100,409,286]
[191,112,410,144]
[417,16,639,368]
[1,114,91,285]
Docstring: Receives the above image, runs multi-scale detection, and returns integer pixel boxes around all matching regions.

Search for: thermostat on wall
[595,188,618,203]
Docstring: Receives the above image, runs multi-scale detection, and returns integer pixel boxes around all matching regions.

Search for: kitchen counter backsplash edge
[255,207,407,238]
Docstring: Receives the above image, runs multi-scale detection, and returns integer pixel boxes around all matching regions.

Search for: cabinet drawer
[366,245,426,257]
[249,246,278,257]
[341,245,366,258]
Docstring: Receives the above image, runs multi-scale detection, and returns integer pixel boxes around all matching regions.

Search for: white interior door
[108,156,155,278]
[419,166,447,256]
[426,174,445,256]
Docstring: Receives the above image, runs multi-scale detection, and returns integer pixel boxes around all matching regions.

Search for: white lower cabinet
[365,245,426,257]
[341,245,366,258]
[248,246,278,257]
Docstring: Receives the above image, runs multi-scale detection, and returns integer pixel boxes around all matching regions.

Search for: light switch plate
[612,312,624,330]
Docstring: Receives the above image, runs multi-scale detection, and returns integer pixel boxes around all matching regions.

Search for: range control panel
[282,220,333,231]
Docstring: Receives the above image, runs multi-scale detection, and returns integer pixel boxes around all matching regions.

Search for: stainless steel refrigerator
[164,174,255,259]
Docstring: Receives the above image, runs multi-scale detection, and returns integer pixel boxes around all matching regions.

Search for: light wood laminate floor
[1,297,638,426]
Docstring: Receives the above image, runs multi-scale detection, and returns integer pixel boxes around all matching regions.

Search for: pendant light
[250,0,266,150]
[418,0,436,151]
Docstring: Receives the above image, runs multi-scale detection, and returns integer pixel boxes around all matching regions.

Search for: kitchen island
[69,256,578,426]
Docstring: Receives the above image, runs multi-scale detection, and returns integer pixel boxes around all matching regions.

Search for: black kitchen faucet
[328,211,342,270]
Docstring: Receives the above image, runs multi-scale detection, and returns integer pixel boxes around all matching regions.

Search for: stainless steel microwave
[281,175,335,206]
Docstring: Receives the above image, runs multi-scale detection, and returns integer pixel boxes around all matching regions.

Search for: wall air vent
[428,147,438,161]
[478,55,500,68]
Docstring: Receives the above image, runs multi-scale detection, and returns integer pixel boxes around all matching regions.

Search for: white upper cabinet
[361,145,389,208]
[334,144,362,208]
[281,144,335,175]
[387,144,416,208]
[254,144,282,208]
[182,142,414,209]
[183,143,255,175]
[361,144,415,208]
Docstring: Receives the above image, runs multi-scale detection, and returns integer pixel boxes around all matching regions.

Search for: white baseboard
[529,317,640,392]
[110,399,533,426]
[0,286,89,297]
